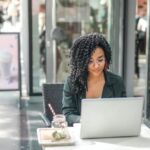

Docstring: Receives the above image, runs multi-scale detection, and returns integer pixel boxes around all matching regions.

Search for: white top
[137,17,147,32]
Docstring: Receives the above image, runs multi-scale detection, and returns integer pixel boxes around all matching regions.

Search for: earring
[104,61,109,70]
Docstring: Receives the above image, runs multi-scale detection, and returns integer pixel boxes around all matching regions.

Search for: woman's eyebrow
[90,55,105,60]
[98,55,105,58]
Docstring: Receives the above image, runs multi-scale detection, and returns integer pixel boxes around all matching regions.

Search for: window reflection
[147,59,150,121]
[0,0,20,32]
[39,4,46,74]
[32,0,46,93]
[134,0,147,97]
[55,0,109,82]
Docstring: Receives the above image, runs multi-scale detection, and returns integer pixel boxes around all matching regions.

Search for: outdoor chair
[41,83,64,127]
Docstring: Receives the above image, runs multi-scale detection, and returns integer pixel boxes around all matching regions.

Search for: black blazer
[62,71,126,126]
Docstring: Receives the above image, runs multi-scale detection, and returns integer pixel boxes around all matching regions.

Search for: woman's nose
[94,62,99,68]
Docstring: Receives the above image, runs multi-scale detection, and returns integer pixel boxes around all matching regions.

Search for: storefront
[27,0,150,125]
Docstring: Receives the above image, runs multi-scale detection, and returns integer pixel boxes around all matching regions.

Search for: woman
[62,33,126,126]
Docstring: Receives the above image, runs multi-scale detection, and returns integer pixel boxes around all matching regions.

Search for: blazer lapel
[77,92,85,113]
[102,84,114,98]
[102,71,114,98]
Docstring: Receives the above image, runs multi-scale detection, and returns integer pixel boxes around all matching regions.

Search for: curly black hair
[70,33,112,95]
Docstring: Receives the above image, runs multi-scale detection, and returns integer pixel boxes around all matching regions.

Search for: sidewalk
[0,91,20,150]
[0,91,44,150]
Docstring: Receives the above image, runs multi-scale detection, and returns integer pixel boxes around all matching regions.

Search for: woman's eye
[89,58,105,64]
[89,60,93,64]
[98,59,104,62]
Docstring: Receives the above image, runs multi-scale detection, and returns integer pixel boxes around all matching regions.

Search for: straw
[48,103,56,116]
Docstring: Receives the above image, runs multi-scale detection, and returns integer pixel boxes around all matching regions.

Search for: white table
[43,124,150,150]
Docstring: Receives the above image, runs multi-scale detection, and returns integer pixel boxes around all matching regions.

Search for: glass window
[46,0,123,92]
[134,0,147,97]
[54,0,111,82]
[31,0,46,93]
[0,0,21,32]
[146,64,150,122]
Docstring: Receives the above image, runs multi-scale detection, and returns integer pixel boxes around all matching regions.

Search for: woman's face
[88,47,106,77]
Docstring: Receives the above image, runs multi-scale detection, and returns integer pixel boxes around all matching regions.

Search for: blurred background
[0,0,150,149]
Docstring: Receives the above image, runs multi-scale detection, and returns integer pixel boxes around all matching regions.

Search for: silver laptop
[80,97,144,139]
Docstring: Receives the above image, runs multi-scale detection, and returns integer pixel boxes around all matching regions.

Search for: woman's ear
[104,60,109,70]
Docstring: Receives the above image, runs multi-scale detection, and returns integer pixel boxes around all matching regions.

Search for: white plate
[37,128,75,146]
